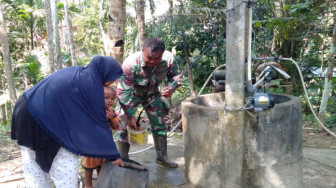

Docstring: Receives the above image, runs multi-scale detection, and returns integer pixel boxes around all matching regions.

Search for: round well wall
[181,93,302,188]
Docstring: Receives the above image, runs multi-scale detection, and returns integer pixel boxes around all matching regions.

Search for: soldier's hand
[162,86,173,98]
[127,116,138,130]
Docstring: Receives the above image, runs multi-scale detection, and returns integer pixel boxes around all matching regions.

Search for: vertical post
[224,0,247,187]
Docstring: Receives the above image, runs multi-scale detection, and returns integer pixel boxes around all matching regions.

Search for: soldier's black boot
[153,135,178,168]
[116,141,130,159]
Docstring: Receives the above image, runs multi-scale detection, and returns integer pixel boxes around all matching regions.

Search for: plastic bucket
[127,123,149,145]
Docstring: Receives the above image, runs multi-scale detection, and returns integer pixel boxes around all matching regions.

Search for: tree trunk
[62,19,69,54]
[168,0,173,14]
[1,105,6,122]
[181,30,196,96]
[318,16,336,122]
[0,69,7,122]
[64,0,76,66]
[44,0,55,73]
[99,0,109,55]
[108,0,126,63]
[30,13,34,50]
[136,0,146,49]
[52,0,62,70]
[0,1,17,106]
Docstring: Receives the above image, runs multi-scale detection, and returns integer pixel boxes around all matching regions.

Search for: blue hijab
[24,56,123,159]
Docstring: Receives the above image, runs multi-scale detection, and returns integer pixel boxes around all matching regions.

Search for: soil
[0,131,20,163]
[1,125,335,187]
[302,127,336,149]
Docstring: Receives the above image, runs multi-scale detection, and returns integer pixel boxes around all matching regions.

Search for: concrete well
[181,93,302,188]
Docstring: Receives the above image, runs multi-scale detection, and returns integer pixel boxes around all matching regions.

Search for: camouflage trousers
[114,95,169,142]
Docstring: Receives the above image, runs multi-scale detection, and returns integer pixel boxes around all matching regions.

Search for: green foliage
[1,0,334,126]
[145,1,226,96]
[265,79,285,94]
[72,0,105,55]
[16,55,44,85]
[124,11,138,56]
[56,2,81,21]
[75,56,92,67]
[325,114,336,128]
[303,114,319,131]
[174,78,192,100]
[251,0,330,97]
[0,122,11,133]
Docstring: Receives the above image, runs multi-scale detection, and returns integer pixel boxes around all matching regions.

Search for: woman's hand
[111,158,124,167]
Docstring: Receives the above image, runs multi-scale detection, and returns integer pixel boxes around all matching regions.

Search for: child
[82,86,119,188]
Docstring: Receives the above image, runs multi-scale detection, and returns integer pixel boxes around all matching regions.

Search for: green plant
[265,79,285,94]
[0,122,11,133]
[17,55,44,85]
[303,114,320,132]
[325,114,336,128]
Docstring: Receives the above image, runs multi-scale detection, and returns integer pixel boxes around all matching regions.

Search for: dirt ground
[302,127,336,149]
[1,125,335,187]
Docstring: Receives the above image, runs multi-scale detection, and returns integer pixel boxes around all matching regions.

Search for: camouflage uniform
[115,51,181,142]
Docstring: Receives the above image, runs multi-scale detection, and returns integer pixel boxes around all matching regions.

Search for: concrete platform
[128,133,190,187]
[128,133,336,188]
[1,133,336,188]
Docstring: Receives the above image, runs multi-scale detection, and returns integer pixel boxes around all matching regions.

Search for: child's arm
[107,109,119,130]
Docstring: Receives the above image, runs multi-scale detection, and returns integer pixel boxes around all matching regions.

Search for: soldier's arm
[117,63,136,117]
[166,53,181,92]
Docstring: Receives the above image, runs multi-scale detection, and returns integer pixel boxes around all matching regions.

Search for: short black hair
[143,38,165,53]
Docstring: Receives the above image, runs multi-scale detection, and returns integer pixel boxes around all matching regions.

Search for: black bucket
[95,158,149,188]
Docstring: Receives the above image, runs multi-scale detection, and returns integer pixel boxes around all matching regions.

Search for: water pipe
[253,71,270,86]
[279,57,336,138]
[247,0,253,81]
[252,57,336,138]
[198,64,226,95]
[246,0,255,96]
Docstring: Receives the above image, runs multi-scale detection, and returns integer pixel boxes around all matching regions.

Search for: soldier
[116,38,181,168]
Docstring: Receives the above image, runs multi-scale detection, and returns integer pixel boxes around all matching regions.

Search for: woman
[11,56,124,188]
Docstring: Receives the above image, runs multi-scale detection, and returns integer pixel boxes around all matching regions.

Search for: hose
[130,56,336,155]
[129,120,182,155]
[198,64,226,95]
[279,58,336,138]
[130,64,226,155]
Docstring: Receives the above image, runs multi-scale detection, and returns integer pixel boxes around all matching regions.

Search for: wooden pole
[224,0,247,187]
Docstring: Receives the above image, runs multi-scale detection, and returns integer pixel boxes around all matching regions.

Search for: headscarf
[24,56,123,159]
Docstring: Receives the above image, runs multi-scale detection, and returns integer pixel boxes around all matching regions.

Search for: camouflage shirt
[117,51,181,117]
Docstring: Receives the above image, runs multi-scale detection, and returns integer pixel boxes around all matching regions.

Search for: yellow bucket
[127,123,149,145]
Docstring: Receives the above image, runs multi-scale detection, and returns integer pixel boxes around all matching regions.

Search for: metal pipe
[247,0,253,81]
